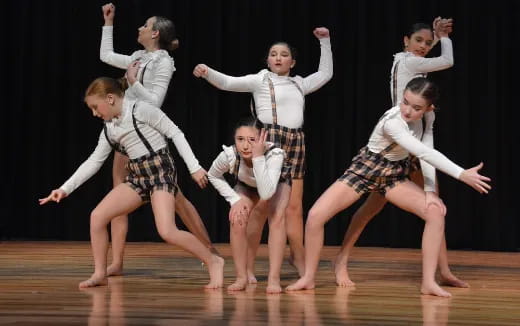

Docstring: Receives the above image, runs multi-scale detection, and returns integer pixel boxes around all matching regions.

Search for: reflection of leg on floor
[421,295,451,326]
[229,285,257,325]
[333,286,355,322]
[286,291,323,326]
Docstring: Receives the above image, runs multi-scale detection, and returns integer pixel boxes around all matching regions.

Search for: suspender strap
[391,61,400,106]
[131,103,155,154]
[266,77,278,125]
[139,62,149,85]
[103,124,125,154]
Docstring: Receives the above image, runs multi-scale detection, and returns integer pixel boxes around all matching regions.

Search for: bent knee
[286,201,303,218]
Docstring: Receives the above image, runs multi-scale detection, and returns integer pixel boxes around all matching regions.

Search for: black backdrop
[2,0,517,251]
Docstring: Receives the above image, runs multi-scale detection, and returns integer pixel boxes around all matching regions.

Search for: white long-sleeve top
[389,37,454,191]
[203,38,333,128]
[100,26,175,107]
[59,98,201,195]
[367,106,463,191]
[207,143,285,205]
[390,37,453,105]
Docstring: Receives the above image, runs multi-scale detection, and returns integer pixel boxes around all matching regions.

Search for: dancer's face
[234,126,260,161]
[85,94,119,121]
[137,17,158,46]
[399,90,433,122]
[404,29,434,57]
[267,44,295,76]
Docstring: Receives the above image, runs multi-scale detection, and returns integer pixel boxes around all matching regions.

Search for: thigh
[150,190,177,232]
[112,152,130,185]
[268,183,292,220]
[288,179,304,208]
[384,180,428,219]
[92,184,143,223]
[307,181,361,225]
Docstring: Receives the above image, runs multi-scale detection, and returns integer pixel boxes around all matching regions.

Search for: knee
[286,200,303,218]
[90,210,107,231]
[268,214,285,230]
[230,222,247,234]
[156,224,176,242]
[305,208,324,232]
[423,204,445,227]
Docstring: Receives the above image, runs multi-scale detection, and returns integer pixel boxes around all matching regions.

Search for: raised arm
[99,3,133,69]
[207,150,242,205]
[404,31,454,73]
[301,27,333,94]
[384,119,491,193]
[193,64,261,92]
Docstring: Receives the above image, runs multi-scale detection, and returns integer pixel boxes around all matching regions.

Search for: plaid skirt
[338,146,412,195]
[264,123,305,183]
[124,147,179,201]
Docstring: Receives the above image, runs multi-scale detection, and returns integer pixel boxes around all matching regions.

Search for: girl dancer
[286,77,490,297]
[208,117,288,292]
[100,3,217,276]
[40,77,224,289]
[333,18,467,288]
[193,27,333,278]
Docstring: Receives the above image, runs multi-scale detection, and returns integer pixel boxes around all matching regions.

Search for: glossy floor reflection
[1,242,519,325]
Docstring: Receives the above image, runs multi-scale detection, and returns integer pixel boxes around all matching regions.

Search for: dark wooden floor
[1,242,519,325]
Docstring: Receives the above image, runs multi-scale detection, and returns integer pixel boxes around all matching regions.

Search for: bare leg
[150,190,224,289]
[107,152,130,277]
[246,201,269,283]
[265,183,291,294]
[80,184,143,289]
[286,182,360,291]
[385,181,451,297]
[409,171,468,288]
[175,189,220,255]
[285,179,305,277]
[334,192,387,286]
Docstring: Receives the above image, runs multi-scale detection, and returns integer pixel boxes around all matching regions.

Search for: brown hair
[153,16,179,52]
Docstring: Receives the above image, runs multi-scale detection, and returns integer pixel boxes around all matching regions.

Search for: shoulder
[265,142,285,159]
[220,144,237,168]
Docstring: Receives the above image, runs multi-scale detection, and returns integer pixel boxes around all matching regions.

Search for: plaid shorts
[125,147,179,201]
[264,123,305,183]
[338,146,412,195]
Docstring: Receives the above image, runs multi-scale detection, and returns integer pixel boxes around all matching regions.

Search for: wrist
[104,20,114,26]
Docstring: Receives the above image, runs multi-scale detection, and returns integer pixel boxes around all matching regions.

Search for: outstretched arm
[384,119,491,193]
[193,64,260,92]
[40,130,113,203]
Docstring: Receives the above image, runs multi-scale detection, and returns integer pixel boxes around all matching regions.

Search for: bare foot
[79,274,108,289]
[288,254,305,277]
[247,270,257,284]
[266,282,282,294]
[421,283,452,298]
[227,278,248,291]
[205,255,224,289]
[332,259,355,287]
[439,274,469,288]
[285,277,315,291]
[106,263,123,277]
